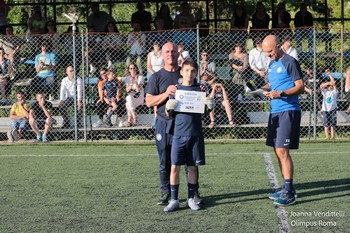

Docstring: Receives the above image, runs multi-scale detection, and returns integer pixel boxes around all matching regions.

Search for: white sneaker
[93,120,103,128]
[163,199,180,212]
[7,130,14,143]
[187,198,200,211]
[118,120,124,127]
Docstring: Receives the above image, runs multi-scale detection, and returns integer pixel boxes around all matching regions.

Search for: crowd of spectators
[2,1,350,143]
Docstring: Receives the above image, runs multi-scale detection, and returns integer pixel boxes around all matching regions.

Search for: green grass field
[0,142,349,232]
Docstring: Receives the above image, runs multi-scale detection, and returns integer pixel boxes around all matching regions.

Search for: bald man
[261,35,304,206]
[145,42,202,206]
[58,66,83,128]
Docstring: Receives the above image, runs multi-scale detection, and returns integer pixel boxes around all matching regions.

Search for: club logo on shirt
[326,96,332,104]
[156,133,162,141]
[277,67,282,73]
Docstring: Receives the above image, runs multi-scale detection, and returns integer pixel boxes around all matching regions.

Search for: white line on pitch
[0,151,348,157]
[263,153,291,233]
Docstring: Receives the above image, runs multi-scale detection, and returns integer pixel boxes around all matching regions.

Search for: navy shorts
[322,110,337,127]
[266,110,301,149]
[171,135,205,166]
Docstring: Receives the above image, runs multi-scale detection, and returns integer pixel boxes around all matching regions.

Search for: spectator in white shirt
[249,37,269,88]
[177,41,191,67]
[281,35,298,61]
[58,66,83,128]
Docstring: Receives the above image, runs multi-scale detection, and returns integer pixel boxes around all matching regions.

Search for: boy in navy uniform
[261,35,304,206]
[163,60,214,212]
[145,42,204,206]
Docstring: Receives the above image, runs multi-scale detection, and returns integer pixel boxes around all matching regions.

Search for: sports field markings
[264,153,291,233]
[0,151,348,157]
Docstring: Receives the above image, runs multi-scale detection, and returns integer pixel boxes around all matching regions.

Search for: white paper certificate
[174,90,206,113]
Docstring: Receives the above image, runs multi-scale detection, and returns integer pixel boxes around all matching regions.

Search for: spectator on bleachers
[272,2,291,30]
[131,1,152,32]
[4,25,22,69]
[248,37,268,88]
[27,6,46,35]
[102,21,122,70]
[302,66,314,95]
[177,41,191,67]
[281,35,298,60]
[34,40,58,101]
[250,2,270,38]
[29,93,53,142]
[27,6,46,51]
[230,4,248,45]
[8,91,30,143]
[173,3,196,55]
[123,63,145,127]
[150,17,171,46]
[199,50,216,84]
[147,40,163,80]
[87,3,115,33]
[93,69,109,128]
[251,2,270,29]
[229,43,249,85]
[61,26,82,70]
[344,66,350,114]
[86,26,103,75]
[320,69,338,139]
[58,66,83,129]
[0,0,10,35]
[294,2,314,53]
[44,20,59,54]
[126,21,146,75]
[208,82,235,128]
[0,47,11,103]
[272,2,291,38]
[174,2,196,29]
[102,69,121,127]
[154,4,174,30]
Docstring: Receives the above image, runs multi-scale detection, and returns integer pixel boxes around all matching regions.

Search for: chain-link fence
[1,26,350,142]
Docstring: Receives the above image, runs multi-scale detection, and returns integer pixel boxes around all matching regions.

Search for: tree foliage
[4,0,350,34]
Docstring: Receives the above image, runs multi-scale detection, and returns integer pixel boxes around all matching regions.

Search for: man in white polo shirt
[58,65,83,128]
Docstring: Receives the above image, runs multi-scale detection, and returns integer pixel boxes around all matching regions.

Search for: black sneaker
[194,191,204,205]
[157,192,170,205]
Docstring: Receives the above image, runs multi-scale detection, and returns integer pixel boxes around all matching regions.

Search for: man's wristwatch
[280,91,286,97]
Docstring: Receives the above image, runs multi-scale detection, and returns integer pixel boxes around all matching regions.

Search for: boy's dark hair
[16,91,25,96]
[182,60,198,72]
